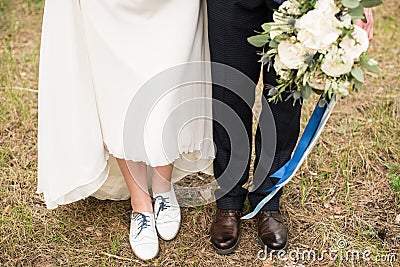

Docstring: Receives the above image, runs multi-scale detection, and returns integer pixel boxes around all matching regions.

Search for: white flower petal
[277,40,307,69]
[321,47,354,77]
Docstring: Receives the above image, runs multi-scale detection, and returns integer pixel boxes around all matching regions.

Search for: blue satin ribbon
[242,95,337,219]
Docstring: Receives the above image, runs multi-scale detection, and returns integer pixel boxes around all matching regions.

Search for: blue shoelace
[131,212,150,238]
[154,195,171,218]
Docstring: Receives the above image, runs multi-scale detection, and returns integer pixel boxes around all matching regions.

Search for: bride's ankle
[152,185,172,195]
[131,200,153,213]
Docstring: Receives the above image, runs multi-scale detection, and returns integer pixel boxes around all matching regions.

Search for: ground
[0,0,399,266]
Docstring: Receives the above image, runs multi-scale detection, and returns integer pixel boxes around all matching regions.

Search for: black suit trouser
[207,0,302,211]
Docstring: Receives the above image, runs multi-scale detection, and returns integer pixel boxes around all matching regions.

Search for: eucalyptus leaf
[360,56,379,72]
[362,63,378,73]
[353,79,363,91]
[301,84,312,99]
[269,40,279,48]
[348,5,365,20]
[360,0,382,8]
[343,0,360,9]
[351,66,365,83]
[261,23,272,32]
[248,35,269,47]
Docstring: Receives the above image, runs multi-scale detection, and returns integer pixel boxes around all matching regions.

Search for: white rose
[339,25,369,60]
[274,55,291,80]
[315,0,340,15]
[321,47,354,77]
[296,9,342,52]
[277,40,307,69]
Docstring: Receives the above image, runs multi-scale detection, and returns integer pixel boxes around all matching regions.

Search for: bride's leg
[116,159,152,212]
[117,159,159,260]
[152,164,173,194]
[152,164,181,241]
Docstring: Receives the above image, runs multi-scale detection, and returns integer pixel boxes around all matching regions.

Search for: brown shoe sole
[212,234,241,255]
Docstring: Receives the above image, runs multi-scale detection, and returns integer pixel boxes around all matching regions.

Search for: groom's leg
[207,0,271,211]
[247,1,302,212]
[208,0,275,254]
[245,0,301,251]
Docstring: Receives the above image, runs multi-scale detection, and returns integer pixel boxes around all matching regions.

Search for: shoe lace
[131,212,151,238]
[154,195,171,218]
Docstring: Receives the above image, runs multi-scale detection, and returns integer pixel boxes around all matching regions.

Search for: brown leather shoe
[257,211,288,251]
[210,209,241,254]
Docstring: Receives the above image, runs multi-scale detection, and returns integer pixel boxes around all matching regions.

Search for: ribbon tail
[274,96,336,188]
[257,161,289,193]
[241,95,337,220]
[241,188,281,219]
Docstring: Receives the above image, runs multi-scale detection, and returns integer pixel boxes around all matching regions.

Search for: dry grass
[1,0,399,266]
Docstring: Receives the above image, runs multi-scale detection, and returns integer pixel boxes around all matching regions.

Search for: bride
[37,0,213,260]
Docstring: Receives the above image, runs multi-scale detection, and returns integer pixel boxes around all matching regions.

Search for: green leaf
[361,62,379,73]
[269,40,279,48]
[343,0,360,9]
[360,0,382,8]
[248,35,269,48]
[348,5,365,20]
[351,66,365,83]
[360,55,379,72]
[261,23,272,32]
[300,6,310,13]
[353,79,363,90]
[301,84,312,99]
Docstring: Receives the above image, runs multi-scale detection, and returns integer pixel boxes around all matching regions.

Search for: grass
[1,0,400,266]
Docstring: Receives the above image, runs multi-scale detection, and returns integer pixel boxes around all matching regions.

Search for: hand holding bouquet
[249,0,382,103]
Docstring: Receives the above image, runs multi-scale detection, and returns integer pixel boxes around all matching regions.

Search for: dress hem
[106,146,215,168]
[36,152,111,210]
[37,147,214,209]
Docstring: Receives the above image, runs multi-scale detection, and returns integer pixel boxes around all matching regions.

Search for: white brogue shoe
[154,188,181,241]
[129,212,159,261]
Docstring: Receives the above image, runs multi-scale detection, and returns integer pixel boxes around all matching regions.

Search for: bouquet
[248,0,382,103]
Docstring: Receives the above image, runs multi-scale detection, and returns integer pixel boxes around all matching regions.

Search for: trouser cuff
[248,189,282,211]
[216,195,246,211]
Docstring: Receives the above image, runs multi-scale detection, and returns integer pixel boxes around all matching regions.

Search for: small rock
[200,189,212,200]
[333,206,342,215]
[2,205,11,215]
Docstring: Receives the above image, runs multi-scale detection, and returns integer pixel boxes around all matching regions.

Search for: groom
[206,0,374,254]
[206,0,301,254]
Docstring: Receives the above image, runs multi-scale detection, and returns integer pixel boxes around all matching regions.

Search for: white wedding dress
[37,0,214,209]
